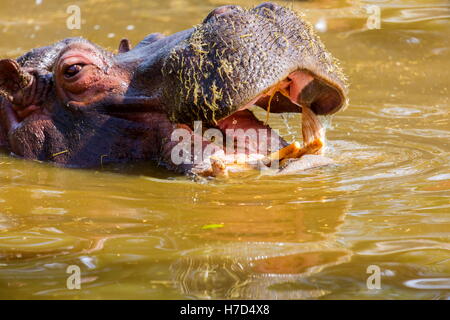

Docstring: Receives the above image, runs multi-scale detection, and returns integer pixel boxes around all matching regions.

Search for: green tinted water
[0,0,449,299]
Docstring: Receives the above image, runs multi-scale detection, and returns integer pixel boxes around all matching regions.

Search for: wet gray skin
[0,2,348,176]
[161,3,348,124]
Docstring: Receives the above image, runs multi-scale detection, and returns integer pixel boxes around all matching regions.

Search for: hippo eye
[64,64,84,78]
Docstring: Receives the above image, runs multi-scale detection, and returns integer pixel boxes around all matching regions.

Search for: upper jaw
[160,3,348,125]
[229,69,347,120]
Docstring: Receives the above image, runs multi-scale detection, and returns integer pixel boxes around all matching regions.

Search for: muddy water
[0,0,449,299]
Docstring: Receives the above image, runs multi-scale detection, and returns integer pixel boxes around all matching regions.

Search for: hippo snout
[203,5,244,23]
[162,2,348,125]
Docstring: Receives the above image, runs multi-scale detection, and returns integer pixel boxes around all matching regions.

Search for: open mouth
[214,69,346,167]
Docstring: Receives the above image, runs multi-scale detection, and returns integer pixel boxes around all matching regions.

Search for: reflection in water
[404,278,450,290]
[357,239,450,256]
[0,0,449,299]
[171,200,351,299]
[171,248,352,299]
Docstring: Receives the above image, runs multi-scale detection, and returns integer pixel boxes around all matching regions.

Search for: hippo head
[0,3,348,175]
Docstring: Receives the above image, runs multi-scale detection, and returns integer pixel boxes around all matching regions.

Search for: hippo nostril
[255,2,279,12]
[203,5,242,23]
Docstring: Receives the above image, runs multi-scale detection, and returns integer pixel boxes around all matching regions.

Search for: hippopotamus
[0,3,348,177]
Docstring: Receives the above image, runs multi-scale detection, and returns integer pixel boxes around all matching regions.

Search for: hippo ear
[118,39,132,53]
[0,59,33,101]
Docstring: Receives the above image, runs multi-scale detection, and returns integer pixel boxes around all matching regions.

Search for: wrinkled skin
[0,3,348,176]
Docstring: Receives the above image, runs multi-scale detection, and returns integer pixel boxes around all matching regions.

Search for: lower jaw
[214,108,325,171]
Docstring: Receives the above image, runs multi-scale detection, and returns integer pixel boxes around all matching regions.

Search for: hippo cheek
[0,100,9,148]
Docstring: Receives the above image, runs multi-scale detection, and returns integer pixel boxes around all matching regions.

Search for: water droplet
[315,18,327,33]
[428,173,450,181]
[80,256,97,269]
[406,37,420,44]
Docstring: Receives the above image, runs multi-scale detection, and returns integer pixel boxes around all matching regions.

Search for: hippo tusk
[261,104,326,168]
[262,141,301,165]
[301,105,325,155]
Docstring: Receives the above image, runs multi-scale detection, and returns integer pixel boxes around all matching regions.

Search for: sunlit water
[0,0,449,299]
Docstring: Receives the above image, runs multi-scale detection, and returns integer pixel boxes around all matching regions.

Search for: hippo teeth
[301,106,326,153]
[219,70,330,167]
[254,73,327,164]
[262,107,325,166]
